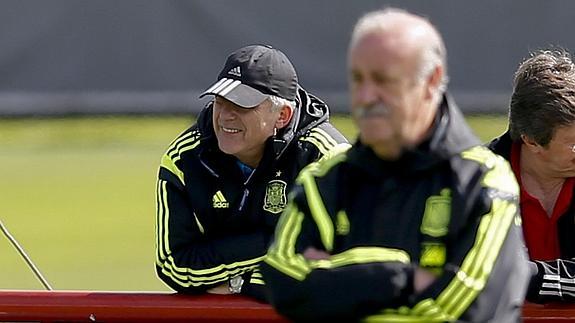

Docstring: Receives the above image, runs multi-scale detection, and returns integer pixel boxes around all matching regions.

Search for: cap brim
[199,78,268,108]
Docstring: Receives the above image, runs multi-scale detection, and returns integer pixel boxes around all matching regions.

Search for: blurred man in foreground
[262,8,529,321]
[489,49,575,303]
[155,45,348,300]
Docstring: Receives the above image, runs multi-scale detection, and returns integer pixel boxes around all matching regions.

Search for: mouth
[220,126,242,134]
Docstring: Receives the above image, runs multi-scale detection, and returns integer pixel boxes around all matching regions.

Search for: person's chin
[561,169,575,178]
[362,137,401,160]
[372,146,402,160]
[217,139,242,156]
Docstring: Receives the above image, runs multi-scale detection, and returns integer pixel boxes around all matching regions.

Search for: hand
[414,268,437,293]
[207,282,231,294]
[303,247,330,260]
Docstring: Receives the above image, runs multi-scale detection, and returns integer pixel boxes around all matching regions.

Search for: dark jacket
[155,87,349,300]
[489,132,575,303]
[262,95,530,322]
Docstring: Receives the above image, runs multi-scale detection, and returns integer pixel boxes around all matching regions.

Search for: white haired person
[155,45,349,301]
[262,8,529,321]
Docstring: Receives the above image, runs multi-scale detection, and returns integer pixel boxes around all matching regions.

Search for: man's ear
[521,134,543,153]
[425,65,443,101]
[275,105,294,129]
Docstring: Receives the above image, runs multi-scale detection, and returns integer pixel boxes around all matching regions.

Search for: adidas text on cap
[200,45,298,108]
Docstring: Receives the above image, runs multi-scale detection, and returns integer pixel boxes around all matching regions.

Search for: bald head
[349,8,447,94]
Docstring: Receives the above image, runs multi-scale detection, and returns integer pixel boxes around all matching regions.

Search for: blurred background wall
[1,0,574,116]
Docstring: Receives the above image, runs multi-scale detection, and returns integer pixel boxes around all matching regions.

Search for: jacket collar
[487,131,513,161]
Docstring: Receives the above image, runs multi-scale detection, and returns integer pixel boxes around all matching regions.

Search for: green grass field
[0,114,508,291]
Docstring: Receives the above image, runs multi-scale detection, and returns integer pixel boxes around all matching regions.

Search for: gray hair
[349,8,448,100]
[268,95,295,113]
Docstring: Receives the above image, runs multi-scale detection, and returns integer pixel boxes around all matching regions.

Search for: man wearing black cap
[154,45,349,300]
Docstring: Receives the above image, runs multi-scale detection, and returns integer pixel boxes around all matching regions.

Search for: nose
[353,81,379,107]
[217,102,238,120]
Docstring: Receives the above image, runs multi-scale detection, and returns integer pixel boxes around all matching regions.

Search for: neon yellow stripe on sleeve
[155,178,265,287]
[365,149,519,322]
[298,172,334,251]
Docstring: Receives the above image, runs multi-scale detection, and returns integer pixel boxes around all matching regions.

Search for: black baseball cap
[200,45,298,108]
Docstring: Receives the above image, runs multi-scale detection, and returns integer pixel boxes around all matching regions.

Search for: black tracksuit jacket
[155,87,349,299]
[262,95,530,322]
[489,132,575,303]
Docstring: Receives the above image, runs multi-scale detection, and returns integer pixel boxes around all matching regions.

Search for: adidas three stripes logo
[213,190,229,208]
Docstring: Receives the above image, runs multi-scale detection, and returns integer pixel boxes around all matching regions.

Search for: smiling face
[212,96,282,167]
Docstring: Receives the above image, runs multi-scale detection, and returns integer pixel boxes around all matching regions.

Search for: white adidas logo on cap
[228,66,241,77]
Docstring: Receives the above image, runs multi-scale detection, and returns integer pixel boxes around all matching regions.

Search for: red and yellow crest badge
[263,180,287,214]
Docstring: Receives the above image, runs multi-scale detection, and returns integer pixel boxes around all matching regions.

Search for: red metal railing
[0,290,287,322]
[523,302,575,322]
[0,290,572,322]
